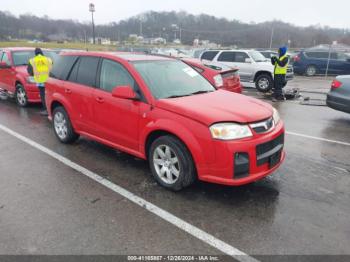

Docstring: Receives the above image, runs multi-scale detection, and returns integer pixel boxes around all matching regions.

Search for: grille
[256,133,284,166]
[250,117,274,134]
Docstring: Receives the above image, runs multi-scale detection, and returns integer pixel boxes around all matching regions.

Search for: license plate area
[269,150,281,168]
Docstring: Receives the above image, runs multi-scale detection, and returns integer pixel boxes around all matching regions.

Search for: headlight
[26,76,36,84]
[272,107,280,124]
[210,123,253,140]
[213,74,223,87]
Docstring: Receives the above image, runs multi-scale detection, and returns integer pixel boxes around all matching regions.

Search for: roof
[1,47,35,51]
[61,51,174,62]
[1,47,57,52]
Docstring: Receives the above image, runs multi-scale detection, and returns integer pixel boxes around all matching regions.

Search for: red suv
[0,47,58,107]
[46,52,285,191]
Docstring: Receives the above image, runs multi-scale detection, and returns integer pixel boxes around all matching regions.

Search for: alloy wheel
[16,87,27,106]
[54,112,68,140]
[153,145,180,185]
[258,78,270,90]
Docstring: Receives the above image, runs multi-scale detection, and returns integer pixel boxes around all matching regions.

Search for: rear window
[75,56,100,87]
[201,51,219,61]
[50,55,78,80]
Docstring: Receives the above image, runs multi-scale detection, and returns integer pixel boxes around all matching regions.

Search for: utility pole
[139,20,143,37]
[89,3,96,44]
[269,26,274,49]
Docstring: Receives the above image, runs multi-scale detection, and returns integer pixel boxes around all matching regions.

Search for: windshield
[133,60,215,99]
[12,50,59,66]
[249,51,268,62]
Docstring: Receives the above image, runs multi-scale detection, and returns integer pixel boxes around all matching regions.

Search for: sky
[1,0,350,28]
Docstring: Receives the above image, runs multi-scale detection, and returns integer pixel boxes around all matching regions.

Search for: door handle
[65,88,72,94]
[96,97,104,103]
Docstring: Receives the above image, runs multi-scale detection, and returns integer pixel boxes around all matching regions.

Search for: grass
[0,41,117,51]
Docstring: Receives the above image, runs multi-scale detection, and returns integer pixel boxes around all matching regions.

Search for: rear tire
[52,106,79,144]
[149,135,196,191]
[255,74,273,93]
[15,84,28,107]
[305,65,317,76]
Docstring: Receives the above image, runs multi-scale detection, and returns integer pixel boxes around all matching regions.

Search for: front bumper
[198,121,285,186]
[25,83,42,103]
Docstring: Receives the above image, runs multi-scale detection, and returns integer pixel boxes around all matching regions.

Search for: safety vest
[274,55,288,75]
[29,55,52,84]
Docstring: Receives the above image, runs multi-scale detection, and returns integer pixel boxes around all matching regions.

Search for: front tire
[149,136,196,191]
[255,74,273,93]
[15,84,28,107]
[52,106,79,144]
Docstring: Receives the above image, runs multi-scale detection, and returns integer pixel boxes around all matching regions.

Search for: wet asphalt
[0,76,350,257]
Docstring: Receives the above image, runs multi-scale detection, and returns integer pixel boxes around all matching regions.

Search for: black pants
[273,74,287,98]
[37,84,46,110]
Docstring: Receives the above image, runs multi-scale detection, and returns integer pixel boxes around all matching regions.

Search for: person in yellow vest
[27,48,53,115]
[271,46,289,102]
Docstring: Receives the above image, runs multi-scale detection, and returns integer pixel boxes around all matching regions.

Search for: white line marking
[0,123,258,262]
[286,131,350,147]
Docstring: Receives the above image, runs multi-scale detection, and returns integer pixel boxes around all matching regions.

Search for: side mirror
[112,85,138,100]
[0,62,10,69]
[245,58,252,63]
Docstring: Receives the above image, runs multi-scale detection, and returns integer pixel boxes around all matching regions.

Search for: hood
[155,90,273,126]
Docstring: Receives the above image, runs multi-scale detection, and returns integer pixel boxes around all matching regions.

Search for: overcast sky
[1,0,349,28]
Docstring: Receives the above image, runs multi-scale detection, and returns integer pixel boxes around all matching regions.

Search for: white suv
[200,50,294,92]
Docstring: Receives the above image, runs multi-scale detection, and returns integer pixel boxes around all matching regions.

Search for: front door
[92,59,141,151]
[0,52,15,92]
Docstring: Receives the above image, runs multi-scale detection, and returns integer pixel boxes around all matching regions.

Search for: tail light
[331,80,342,89]
[293,55,301,62]
[214,74,224,87]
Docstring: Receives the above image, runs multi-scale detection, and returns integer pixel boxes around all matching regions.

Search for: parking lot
[0,76,350,261]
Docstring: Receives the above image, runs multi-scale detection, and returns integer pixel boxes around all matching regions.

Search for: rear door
[64,56,99,133]
[216,51,252,82]
[92,58,141,151]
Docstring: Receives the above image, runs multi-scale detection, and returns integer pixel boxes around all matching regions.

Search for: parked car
[46,52,285,191]
[293,50,350,76]
[200,49,294,92]
[326,76,350,114]
[181,58,242,93]
[0,47,59,107]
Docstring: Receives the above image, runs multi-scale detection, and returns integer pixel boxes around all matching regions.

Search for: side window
[99,59,135,92]
[75,56,100,87]
[234,52,249,63]
[201,51,219,61]
[67,59,80,82]
[50,55,78,80]
[217,52,235,62]
[1,52,11,66]
[305,52,328,59]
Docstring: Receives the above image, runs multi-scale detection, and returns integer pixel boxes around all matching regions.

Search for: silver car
[327,75,350,114]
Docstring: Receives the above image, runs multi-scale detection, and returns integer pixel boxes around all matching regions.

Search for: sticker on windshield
[183,67,199,77]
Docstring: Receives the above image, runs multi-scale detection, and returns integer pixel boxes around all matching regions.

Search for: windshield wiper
[187,90,214,95]
[166,94,189,99]
[165,90,213,99]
